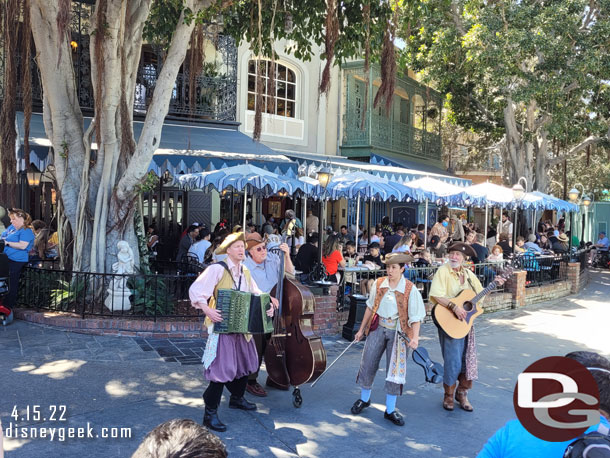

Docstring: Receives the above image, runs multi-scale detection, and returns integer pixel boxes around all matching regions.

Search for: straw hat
[215,232,246,255]
[558,233,569,243]
[385,252,415,265]
[447,242,477,259]
[245,232,265,250]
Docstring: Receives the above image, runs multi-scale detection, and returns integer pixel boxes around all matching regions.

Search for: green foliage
[127,276,175,316]
[134,207,151,275]
[400,0,610,166]
[145,0,396,65]
[50,278,86,312]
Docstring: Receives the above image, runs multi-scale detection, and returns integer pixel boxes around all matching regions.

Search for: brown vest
[364,277,414,339]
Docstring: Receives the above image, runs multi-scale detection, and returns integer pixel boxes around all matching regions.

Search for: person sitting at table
[392,233,412,253]
[514,236,526,254]
[343,241,362,293]
[322,234,346,283]
[488,245,503,262]
[467,231,489,264]
[538,233,551,251]
[524,234,543,253]
[497,232,513,256]
[552,233,570,253]
[294,232,319,275]
[429,235,447,260]
[360,242,385,295]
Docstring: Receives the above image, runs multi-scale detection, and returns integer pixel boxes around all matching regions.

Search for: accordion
[214,289,274,334]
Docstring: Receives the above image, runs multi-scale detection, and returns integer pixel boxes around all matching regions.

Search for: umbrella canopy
[323,171,428,201]
[530,191,580,213]
[177,163,310,196]
[404,176,466,206]
[459,182,515,208]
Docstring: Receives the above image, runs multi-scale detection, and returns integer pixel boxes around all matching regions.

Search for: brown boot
[455,373,474,412]
[443,383,456,411]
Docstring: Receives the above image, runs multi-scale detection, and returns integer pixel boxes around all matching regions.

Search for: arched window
[247,59,297,118]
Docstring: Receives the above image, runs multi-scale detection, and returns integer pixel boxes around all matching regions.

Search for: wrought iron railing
[18,264,205,320]
[336,260,508,312]
[512,253,570,287]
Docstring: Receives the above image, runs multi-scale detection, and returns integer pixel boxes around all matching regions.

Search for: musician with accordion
[189,232,278,433]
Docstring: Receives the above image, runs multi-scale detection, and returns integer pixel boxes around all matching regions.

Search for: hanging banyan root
[319,0,339,97]
[373,13,397,115]
[360,1,371,130]
[253,0,265,141]
[188,24,205,114]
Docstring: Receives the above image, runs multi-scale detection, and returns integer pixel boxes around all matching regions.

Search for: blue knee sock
[386,394,397,413]
[360,388,371,402]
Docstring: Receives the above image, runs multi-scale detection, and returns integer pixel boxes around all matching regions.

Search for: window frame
[247,59,298,119]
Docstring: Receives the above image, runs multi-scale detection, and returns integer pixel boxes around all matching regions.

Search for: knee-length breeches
[356,326,403,395]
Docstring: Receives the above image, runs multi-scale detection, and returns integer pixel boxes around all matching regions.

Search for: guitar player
[429,243,506,412]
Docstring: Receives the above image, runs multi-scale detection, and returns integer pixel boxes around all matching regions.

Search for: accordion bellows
[214,289,274,334]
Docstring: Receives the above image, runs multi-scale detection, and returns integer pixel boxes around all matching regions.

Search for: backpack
[564,423,610,458]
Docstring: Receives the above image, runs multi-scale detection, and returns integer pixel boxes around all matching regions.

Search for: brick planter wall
[506,270,527,308]
[524,281,570,304]
[313,285,349,336]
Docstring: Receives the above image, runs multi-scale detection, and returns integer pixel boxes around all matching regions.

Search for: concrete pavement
[1,269,609,457]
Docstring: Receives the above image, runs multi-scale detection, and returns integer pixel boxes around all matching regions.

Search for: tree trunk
[29,0,208,274]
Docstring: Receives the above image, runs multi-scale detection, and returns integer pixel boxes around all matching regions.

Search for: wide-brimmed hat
[558,233,569,243]
[215,232,246,255]
[385,252,415,265]
[447,242,477,258]
[245,232,265,250]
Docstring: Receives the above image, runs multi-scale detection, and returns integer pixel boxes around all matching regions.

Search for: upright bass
[264,225,327,407]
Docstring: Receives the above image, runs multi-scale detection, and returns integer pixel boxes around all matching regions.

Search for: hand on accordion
[204,305,223,323]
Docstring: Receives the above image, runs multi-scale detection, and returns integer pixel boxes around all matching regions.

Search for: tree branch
[547,135,605,166]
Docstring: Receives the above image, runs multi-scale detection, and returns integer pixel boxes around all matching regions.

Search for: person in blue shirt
[0,208,35,314]
[524,234,543,253]
[478,351,610,458]
[590,232,610,264]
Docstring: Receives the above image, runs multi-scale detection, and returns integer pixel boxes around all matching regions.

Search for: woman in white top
[392,234,412,253]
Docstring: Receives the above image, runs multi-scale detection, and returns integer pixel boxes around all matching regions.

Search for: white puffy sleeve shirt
[366,277,426,326]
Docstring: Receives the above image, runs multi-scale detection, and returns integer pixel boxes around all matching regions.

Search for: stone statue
[105,240,135,311]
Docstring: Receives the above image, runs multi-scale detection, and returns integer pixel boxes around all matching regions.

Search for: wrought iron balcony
[341,62,442,163]
[4,0,237,123]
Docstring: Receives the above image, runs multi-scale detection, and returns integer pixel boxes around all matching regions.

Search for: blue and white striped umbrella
[323,171,429,201]
[530,191,580,213]
[404,176,467,206]
[459,182,515,208]
[177,164,311,196]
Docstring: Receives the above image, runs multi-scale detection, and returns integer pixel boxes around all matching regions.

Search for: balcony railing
[341,62,442,161]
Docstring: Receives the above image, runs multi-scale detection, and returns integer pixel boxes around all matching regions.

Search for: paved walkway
[1,270,609,457]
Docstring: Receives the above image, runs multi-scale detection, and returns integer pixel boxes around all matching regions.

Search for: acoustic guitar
[433,266,513,339]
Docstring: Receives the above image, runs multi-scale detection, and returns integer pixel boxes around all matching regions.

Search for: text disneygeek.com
[4,422,132,442]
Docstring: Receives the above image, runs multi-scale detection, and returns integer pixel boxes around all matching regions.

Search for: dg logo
[513,356,600,442]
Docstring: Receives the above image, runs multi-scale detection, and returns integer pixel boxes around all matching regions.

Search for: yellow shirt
[428,263,483,305]
[48,232,58,246]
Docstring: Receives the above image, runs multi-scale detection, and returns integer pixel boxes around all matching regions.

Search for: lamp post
[316,163,333,263]
[568,182,589,245]
[511,177,527,247]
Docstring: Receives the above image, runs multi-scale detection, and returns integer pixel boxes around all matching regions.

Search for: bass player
[429,242,505,412]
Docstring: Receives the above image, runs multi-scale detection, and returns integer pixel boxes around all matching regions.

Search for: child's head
[368,242,380,257]
[345,241,356,254]
[516,236,525,247]
[492,245,503,256]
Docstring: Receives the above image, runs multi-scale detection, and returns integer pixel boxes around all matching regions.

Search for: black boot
[203,407,227,432]
[229,396,257,411]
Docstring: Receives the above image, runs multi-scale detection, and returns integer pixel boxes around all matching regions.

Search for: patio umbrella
[323,171,430,253]
[178,164,311,230]
[530,191,580,213]
[405,176,467,249]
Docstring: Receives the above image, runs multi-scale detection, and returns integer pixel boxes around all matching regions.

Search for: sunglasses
[253,245,267,253]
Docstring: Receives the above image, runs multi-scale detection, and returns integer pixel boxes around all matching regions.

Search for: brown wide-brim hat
[448,242,477,259]
[385,252,415,265]
[215,232,246,255]
[245,232,265,250]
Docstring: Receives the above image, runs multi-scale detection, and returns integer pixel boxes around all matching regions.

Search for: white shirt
[366,276,426,326]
